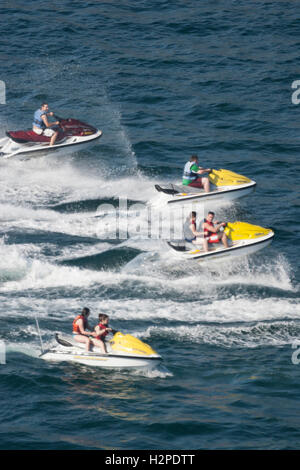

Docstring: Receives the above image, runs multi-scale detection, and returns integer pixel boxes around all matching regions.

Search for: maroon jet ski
[0,116,102,159]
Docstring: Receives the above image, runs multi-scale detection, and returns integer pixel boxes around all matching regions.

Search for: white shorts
[33,126,55,137]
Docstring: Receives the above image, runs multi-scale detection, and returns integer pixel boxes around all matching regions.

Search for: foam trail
[0,234,295,297]
[143,321,300,349]
[1,278,298,325]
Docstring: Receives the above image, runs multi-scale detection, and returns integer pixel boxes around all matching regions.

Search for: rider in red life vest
[94,314,113,354]
[202,211,229,251]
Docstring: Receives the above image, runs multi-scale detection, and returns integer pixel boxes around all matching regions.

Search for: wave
[60,246,142,270]
[143,320,300,349]
[1,290,298,324]
[0,153,159,209]
[0,236,295,298]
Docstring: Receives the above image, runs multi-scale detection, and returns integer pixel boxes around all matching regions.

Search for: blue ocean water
[0,0,299,450]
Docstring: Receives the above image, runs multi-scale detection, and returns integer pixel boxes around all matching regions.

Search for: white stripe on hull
[168,233,274,262]
[167,182,256,206]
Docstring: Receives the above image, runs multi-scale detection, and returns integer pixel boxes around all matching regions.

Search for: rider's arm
[77,319,91,336]
[196,167,212,175]
[190,223,204,237]
[95,325,112,337]
[95,325,105,337]
[203,222,225,233]
[41,114,59,128]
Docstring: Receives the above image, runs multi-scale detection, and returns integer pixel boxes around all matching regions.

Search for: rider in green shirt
[182,155,211,192]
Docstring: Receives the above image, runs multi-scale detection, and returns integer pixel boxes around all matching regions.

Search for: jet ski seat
[6,130,65,144]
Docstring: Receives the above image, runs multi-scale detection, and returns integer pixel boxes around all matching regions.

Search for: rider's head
[98,313,109,324]
[190,155,198,162]
[207,211,215,221]
[81,307,90,317]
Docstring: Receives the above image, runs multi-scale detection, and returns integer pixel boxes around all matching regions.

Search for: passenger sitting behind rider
[183,211,205,245]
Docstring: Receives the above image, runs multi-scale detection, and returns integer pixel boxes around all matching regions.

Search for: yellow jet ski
[154,169,256,206]
[167,221,274,262]
[40,331,162,370]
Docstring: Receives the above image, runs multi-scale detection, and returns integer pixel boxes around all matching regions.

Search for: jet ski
[40,331,162,370]
[167,221,274,262]
[0,116,102,159]
[154,169,256,206]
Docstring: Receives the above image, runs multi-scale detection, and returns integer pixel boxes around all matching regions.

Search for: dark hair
[82,307,90,316]
[190,211,197,218]
[98,313,109,322]
[208,211,215,217]
[190,155,198,162]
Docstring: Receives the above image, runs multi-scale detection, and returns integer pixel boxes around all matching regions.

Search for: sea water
[0,0,299,450]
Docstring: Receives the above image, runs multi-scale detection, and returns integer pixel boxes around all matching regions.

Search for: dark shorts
[188,179,203,188]
[185,236,197,242]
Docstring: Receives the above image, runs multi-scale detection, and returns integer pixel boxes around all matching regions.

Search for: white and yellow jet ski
[154,169,256,206]
[40,331,162,370]
[167,221,274,262]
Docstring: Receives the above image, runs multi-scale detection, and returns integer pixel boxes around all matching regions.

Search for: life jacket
[72,315,87,334]
[203,219,214,238]
[182,161,199,182]
[96,323,109,340]
[33,109,46,129]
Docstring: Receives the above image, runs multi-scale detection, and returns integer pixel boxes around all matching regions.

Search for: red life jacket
[203,219,214,238]
[72,315,87,334]
[203,219,220,243]
[96,323,109,340]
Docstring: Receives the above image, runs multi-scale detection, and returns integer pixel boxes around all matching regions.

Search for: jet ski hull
[168,181,255,205]
[154,180,256,206]
[167,231,274,262]
[40,349,161,369]
[0,130,102,159]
